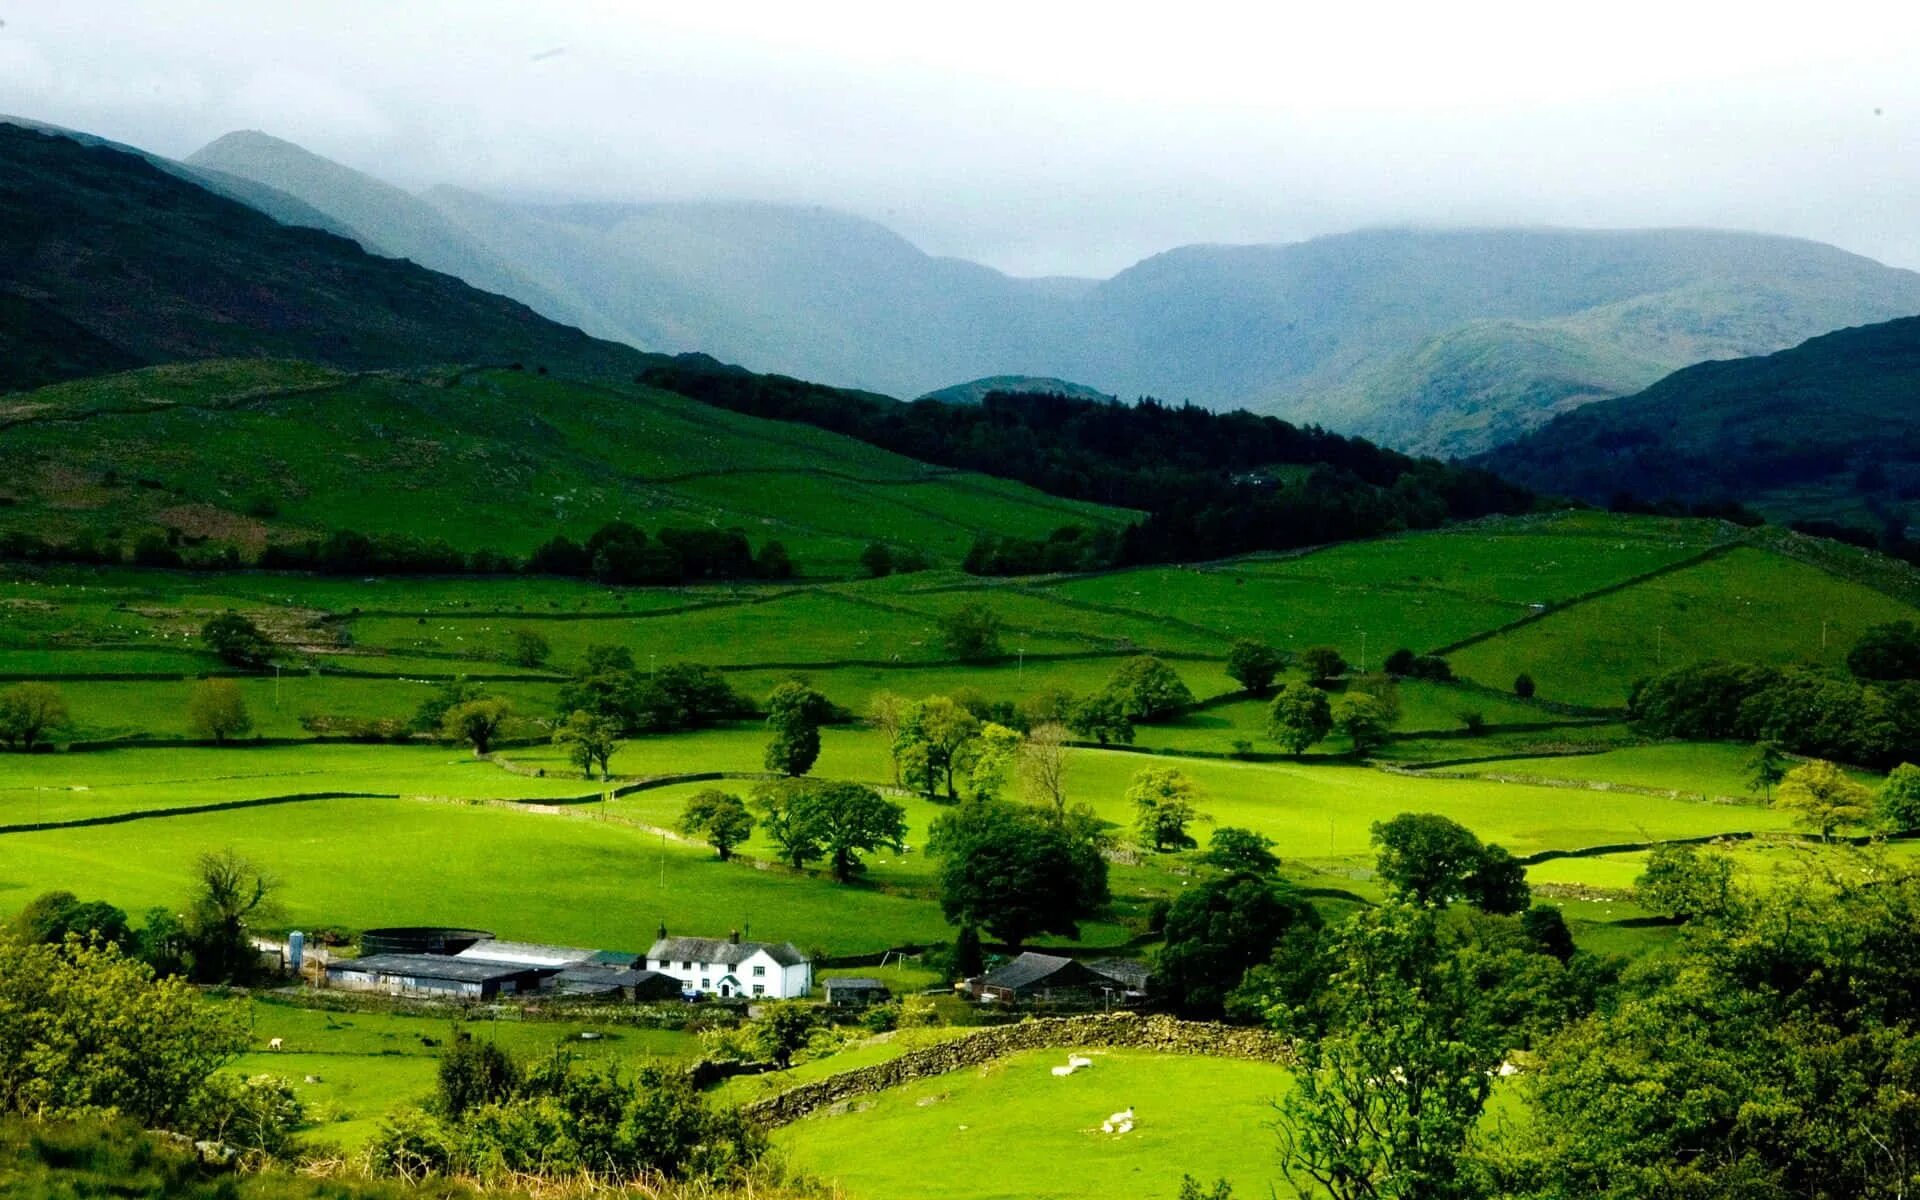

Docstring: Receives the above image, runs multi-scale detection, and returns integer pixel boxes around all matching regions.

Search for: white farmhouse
[645,932,811,999]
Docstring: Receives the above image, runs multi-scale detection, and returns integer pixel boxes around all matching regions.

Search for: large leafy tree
[1226,639,1285,694]
[750,780,822,870]
[1268,682,1333,753]
[0,682,68,751]
[200,610,273,670]
[678,789,755,861]
[1102,655,1195,722]
[441,696,511,755]
[929,799,1109,947]
[1774,758,1873,840]
[1155,875,1319,1017]
[1127,766,1209,852]
[185,849,279,984]
[1879,762,1920,833]
[553,709,620,779]
[763,680,831,777]
[186,678,253,744]
[795,781,907,883]
[1848,619,1920,681]
[1335,692,1393,756]
[895,696,982,800]
[940,601,1004,661]
[1370,813,1530,914]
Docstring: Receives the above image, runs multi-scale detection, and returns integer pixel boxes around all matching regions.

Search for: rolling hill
[1477,314,1920,524]
[181,128,1920,455]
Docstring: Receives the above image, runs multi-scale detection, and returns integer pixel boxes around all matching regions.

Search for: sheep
[1051,1065,1076,1077]
[1068,1055,1093,1070]
[267,1038,283,1051]
[1101,1106,1135,1133]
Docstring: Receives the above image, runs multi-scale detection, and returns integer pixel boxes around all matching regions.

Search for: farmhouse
[968,952,1105,1003]
[323,953,542,999]
[646,932,811,999]
[823,976,891,1007]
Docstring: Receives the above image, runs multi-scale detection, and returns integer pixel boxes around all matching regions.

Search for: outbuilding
[324,953,542,999]
[968,952,1104,1003]
[823,976,891,1006]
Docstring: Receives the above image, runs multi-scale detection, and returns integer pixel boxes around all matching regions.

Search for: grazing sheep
[267,1038,283,1051]
[1051,1065,1076,1077]
[1068,1055,1093,1069]
[1101,1106,1135,1133]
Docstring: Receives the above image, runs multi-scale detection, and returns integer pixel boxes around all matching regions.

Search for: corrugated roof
[454,941,600,968]
[327,954,536,984]
[1088,957,1153,988]
[825,977,888,990]
[647,936,808,967]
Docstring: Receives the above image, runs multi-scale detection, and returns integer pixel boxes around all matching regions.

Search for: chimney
[728,928,741,945]
[656,921,667,942]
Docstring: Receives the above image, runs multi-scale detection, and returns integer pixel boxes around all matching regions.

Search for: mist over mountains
[177,128,1920,457]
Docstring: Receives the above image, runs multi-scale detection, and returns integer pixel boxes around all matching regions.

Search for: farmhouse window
[753,984,765,996]
[752,964,765,976]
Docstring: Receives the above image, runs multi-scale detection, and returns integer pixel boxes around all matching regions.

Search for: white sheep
[1068,1055,1093,1070]
[1101,1106,1135,1133]
[1051,1065,1076,1077]
[267,1038,283,1051]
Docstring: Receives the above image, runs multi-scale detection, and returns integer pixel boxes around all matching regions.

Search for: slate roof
[824,977,888,992]
[553,965,678,993]
[647,937,808,967]
[328,954,536,984]
[1087,957,1153,989]
[977,951,1100,992]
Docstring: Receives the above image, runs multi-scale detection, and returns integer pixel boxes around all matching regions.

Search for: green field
[773,1049,1297,1199]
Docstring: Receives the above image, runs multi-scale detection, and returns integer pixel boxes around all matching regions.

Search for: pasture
[772,1048,1297,1200]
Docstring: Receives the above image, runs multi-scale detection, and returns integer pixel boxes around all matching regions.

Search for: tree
[9,890,132,952]
[763,681,831,777]
[859,542,894,578]
[0,936,246,1128]
[509,628,551,669]
[895,696,981,800]
[1774,758,1873,840]
[929,799,1109,947]
[1300,646,1348,687]
[1335,693,1392,756]
[187,678,252,744]
[1203,827,1280,876]
[411,676,481,734]
[1018,721,1072,814]
[1879,762,1920,833]
[940,601,1003,661]
[437,1038,519,1118]
[1156,875,1319,1016]
[1633,843,1739,921]
[1127,766,1208,852]
[751,780,822,870]
[1226,639,1285,694]
[200,610,273,670]
[1383,648,1418,677]
[1067,691,1134,745]
[1848,619,1920,681]
[1346,673,1401,725]
[0,683,68,751]
[867,690,908,785]
[1370,813,1530,913]
[185,849,278,983]
[753,1001,816,1069]
[1514,672,1536,699]
[1521,904,1575,962]
[679,789,754,861]
[1270,903,1509,1200]
[795,781,906,882]
[1744,740,1787,801]
[753,540,793,579]
[441,697,511,755]
[553,709,620,779]
[966,722,1023,800]
[1102,655,1195,722]
[1268,682,1333,753]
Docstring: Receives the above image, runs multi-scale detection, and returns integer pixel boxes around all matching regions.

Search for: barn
[323,953,542,999]
[968,952,1105,1003]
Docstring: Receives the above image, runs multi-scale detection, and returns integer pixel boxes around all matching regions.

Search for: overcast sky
[4,0,1919,277]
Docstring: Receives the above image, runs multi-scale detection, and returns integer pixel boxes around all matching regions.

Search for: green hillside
[1480,314,1920,524]
[0,122,655,392]
[0,360,1126,573]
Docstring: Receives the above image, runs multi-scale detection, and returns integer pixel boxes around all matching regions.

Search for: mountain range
[182,128,1920,457]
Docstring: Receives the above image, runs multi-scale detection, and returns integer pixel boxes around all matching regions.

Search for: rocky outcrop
[741,1012,1289,1127]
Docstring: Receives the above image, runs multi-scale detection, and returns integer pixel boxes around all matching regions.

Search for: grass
[1449,545,1920,707]
[226,996,702,1148]
[772,1048,1297,1200]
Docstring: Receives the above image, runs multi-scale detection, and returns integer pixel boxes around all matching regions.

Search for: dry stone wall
[741,1012,1289,1127]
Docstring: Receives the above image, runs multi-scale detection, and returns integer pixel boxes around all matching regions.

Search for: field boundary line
[0,790,394,834]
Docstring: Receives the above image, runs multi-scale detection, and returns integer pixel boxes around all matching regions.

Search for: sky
[3,0,1919,278]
